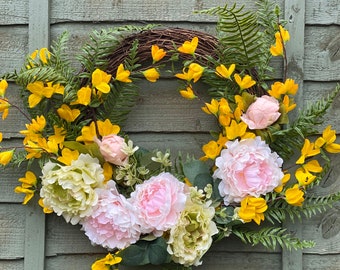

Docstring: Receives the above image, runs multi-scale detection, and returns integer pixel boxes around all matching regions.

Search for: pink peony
[95,134,128,166]
[129,172,188,236]
[213,137,283,205]
[241,95,281,129]
[80,181,141,249]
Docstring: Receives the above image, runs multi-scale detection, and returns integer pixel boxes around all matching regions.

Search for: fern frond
[265,191,340,224]
[270,84,340,160]
[200,3,273,80]
[255,0,279,80]
[77,25,156,75]
[233,226,315,250]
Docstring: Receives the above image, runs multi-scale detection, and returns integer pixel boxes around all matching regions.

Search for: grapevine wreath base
[1,2,340,270]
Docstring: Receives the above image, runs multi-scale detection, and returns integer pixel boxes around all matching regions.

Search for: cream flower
[40,154,105,224]
[167,188,218,266]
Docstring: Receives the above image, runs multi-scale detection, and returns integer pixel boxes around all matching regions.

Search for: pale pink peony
[213,137,283,205]
[129,172,188,236]
[241,95,281,129]
[80,181,141,249]
[95,134,128,166]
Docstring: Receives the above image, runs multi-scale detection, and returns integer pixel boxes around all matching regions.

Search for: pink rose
[95,134,128,165]
[129,172,188,236]
[241,95,281,129]
[80,181,141,249]
[213,137,283,205]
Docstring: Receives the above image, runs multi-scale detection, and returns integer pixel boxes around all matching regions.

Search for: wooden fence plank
[0,0,28,25]
[23,1,50,270]
[283,0,306,269]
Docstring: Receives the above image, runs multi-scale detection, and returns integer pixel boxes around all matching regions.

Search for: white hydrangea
[40,153,105,225]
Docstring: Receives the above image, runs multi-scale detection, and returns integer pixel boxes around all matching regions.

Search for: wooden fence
[0,0,339,269]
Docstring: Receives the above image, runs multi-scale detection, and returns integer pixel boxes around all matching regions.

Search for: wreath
[1,1,340,269]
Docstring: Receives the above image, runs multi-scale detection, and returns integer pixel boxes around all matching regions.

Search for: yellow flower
[26,81,54,108]
[278,25,290,42]
[202,99,219,115]
[20,115,46,144]
[0,132,2,142]
[282,95,296,113]
[238,196,268,225]
[315,125,340,153]
[143,68,160,82]
[179,86,197,99]
[77,120,120,144]
[19,171,37,188]
[225,120,249,140]
[215,64,236,79]
[274,173,291,193]
[283,78,298,95]
[201,140,222,161]
[57,148,80,165]
[92,68,112,93]
[234,74,256,90]
[0,98,10,119]
[103,162,113,183]
[0,150,14,165]
[175,63,204,83]
[270,38,283,56]
[48,125,66,145]
[38,198,53,214]
[268,81,285,98]
[97,119,120,137]
[296,139,320,164]
[14,186,35,204]
[57,104,81,122]
[151,44,166,63]
[39,48,51,64]
[76,122,97,144]
[115,64,132,83]
[72,86,92,106]
[295,160,322,186]
[295,168,316,186]
[285,184,304,206]
[178,36,198,55]
[92,253,122,270]
[0,79,8,97]
[14,171,37,204]
[24,140,43,159]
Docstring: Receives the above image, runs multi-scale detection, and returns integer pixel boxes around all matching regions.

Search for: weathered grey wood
[2,0,337,26]
[304,25,340,81]
[0,205,25,259]
[283,0,306,269]
[49,0,279,24]
[23,1,50,270]
[0,260,24,270]
[0,0,28,25]
[305,0,340,25]
[0,26,27,74]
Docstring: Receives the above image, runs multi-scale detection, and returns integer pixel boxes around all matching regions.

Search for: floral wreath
[1,2,340,269]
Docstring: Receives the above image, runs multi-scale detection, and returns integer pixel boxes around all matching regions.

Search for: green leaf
[182,160,213,189]
[119,237,171,266]
[63,141,104,163]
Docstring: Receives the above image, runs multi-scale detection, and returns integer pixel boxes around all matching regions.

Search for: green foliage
[119,237,171,266]
[200,2,275,79]
[77,25,154,74]
[233,226,315,250]
[270,84,340,160]
[265,191,340,224]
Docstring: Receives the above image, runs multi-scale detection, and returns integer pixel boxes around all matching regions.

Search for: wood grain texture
[0,0,28,25]
[0,205,25,259]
